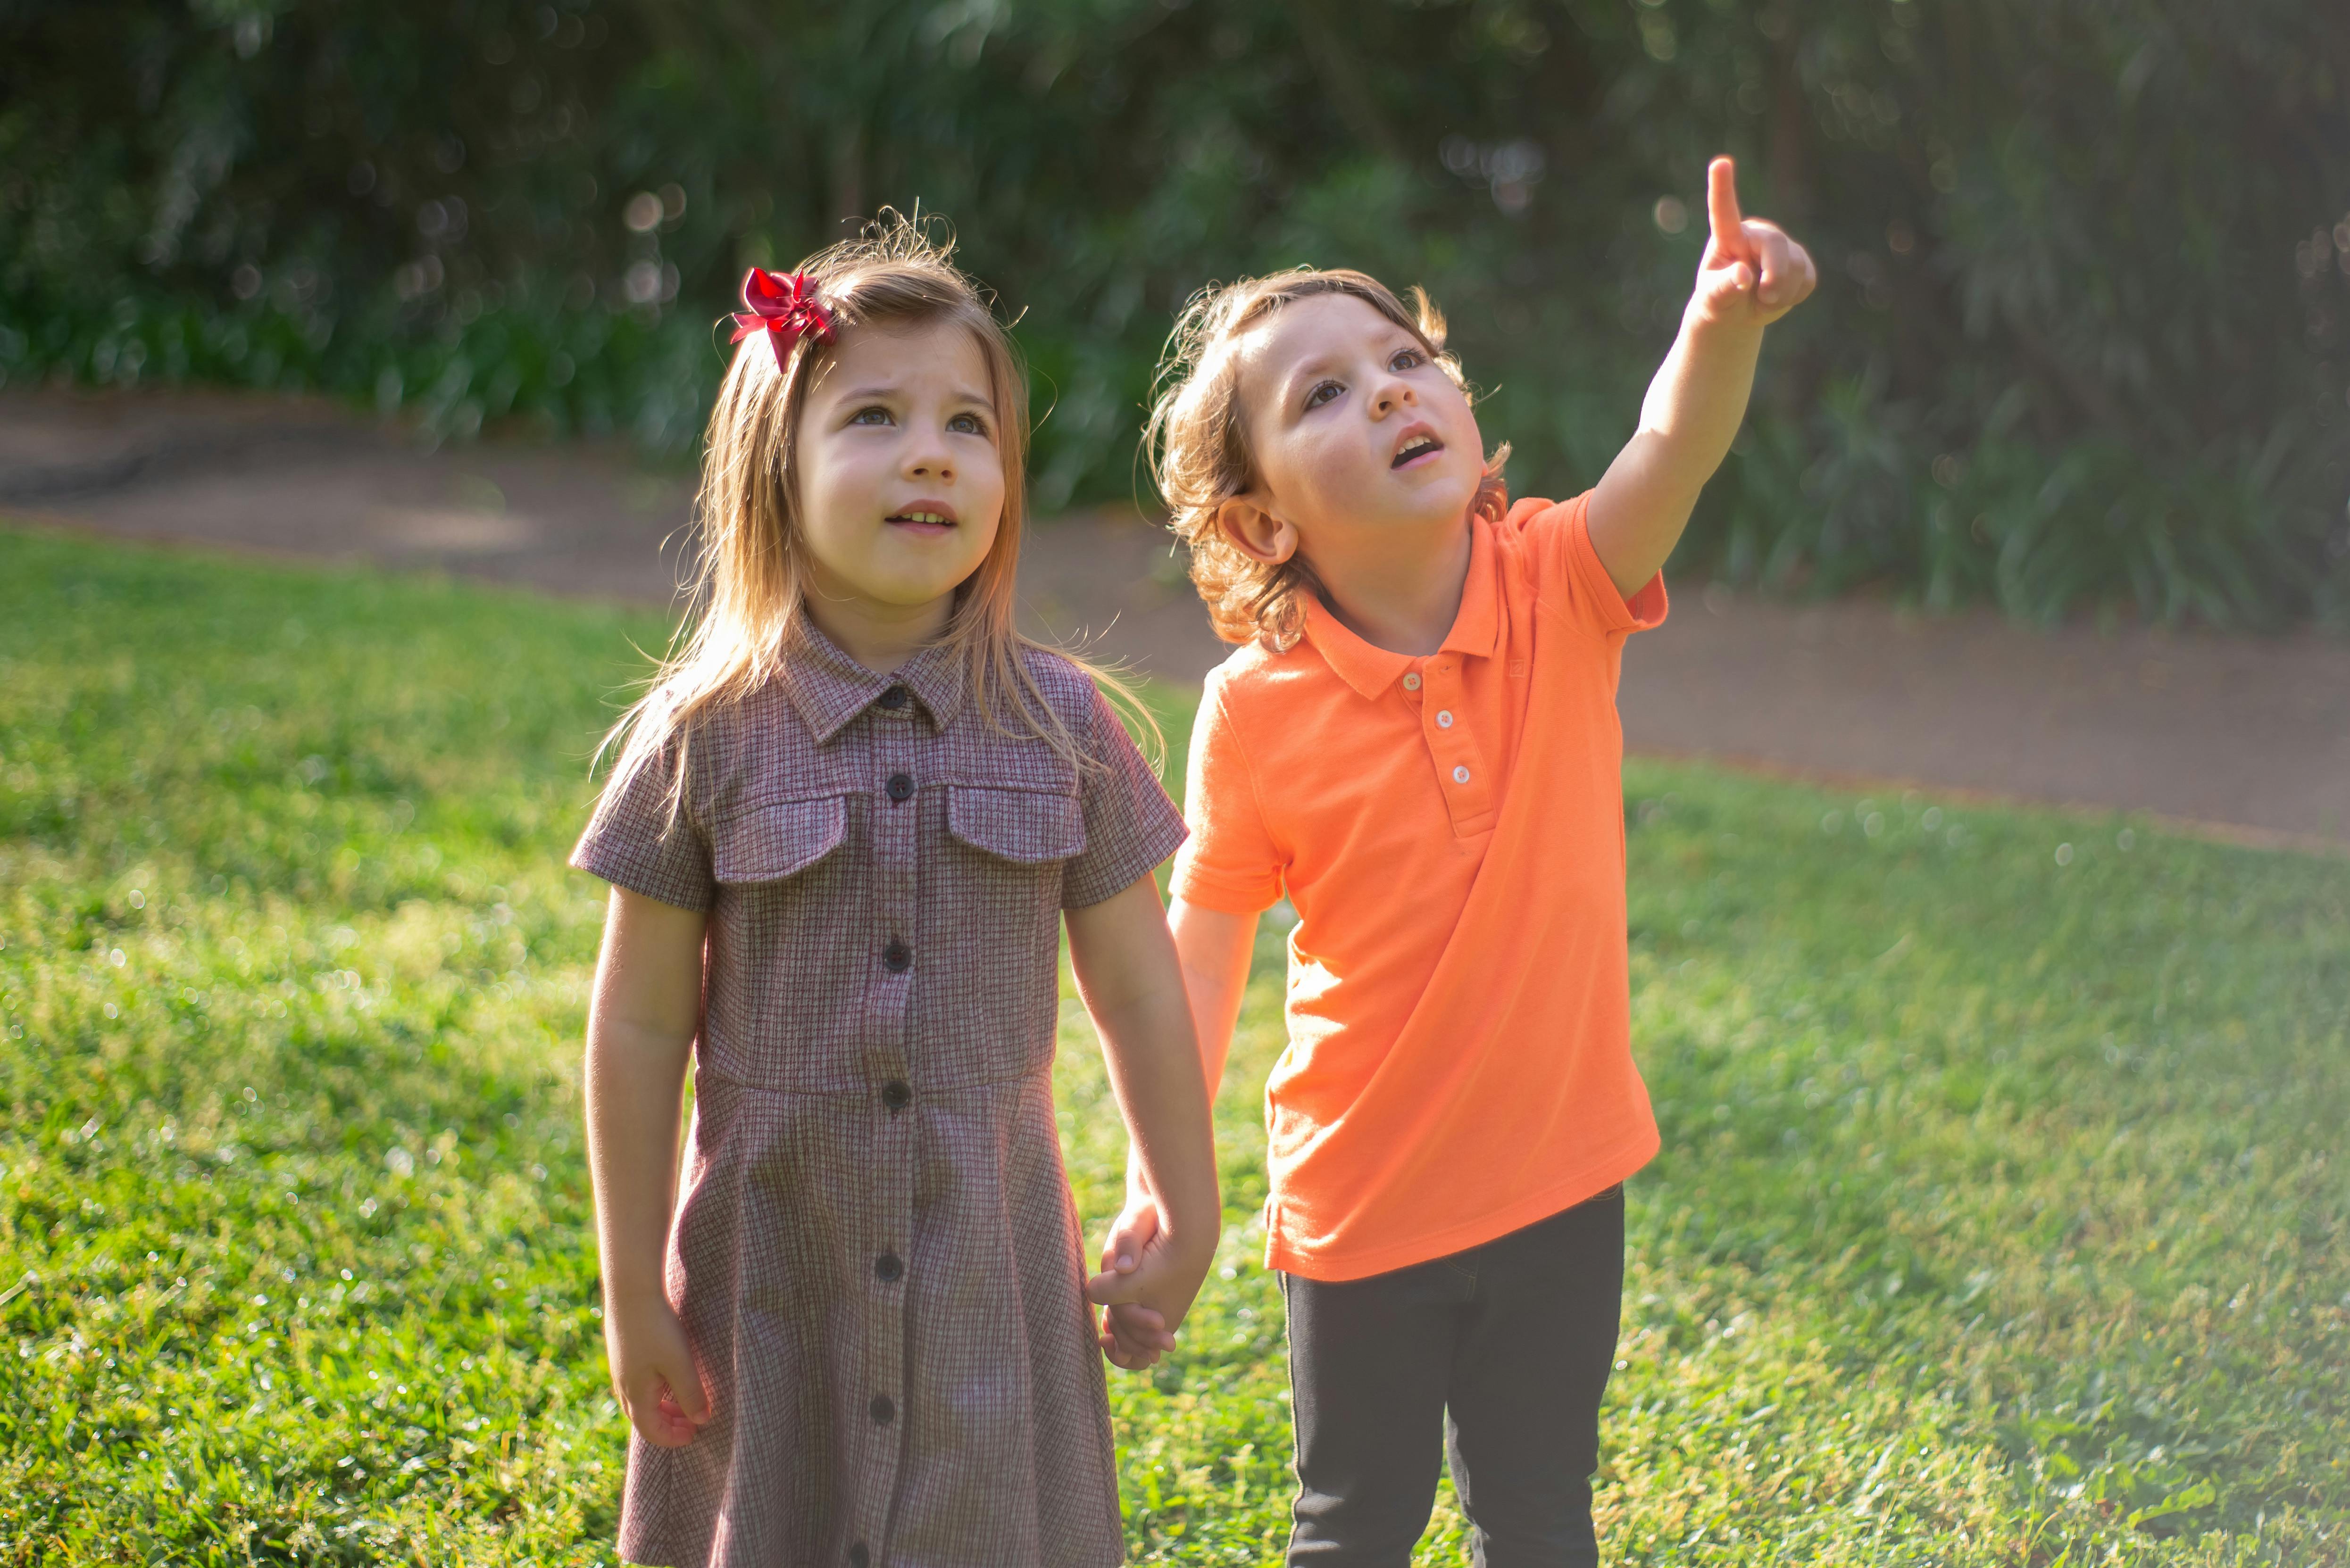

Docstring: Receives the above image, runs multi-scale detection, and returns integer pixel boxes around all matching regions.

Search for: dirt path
[9,384,2345,846]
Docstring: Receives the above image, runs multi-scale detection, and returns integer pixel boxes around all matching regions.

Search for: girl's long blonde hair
[600,214,1145,809]
[1146,268,1509,651]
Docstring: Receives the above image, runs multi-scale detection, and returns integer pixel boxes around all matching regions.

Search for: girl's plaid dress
[573,625,1184,1568]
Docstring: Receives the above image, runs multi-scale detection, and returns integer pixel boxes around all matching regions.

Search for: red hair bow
[731,267,833,371]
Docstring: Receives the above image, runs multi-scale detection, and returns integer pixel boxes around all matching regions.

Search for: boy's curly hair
[1144,269,1508,650]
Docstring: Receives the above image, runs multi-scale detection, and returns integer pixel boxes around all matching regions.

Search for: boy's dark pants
[1280,1186,1625,1567]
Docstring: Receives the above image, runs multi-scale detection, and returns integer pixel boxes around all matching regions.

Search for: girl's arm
[584,886,712,1447]
[1588,156,1817,599]
[1066,876,1221,1364]
[1093,896,1259,1367]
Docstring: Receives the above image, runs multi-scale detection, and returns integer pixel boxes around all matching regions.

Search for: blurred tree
[3,0,2346,624]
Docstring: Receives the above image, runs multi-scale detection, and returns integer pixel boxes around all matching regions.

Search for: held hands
[1085,1186,1208,1371]
[605,1290,713,1448]
[1689,156,1817,331]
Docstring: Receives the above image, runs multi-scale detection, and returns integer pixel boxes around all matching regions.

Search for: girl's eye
[1304,380,1343,411]
[1391,348,1423,372]
[947,411,988,436]
[849,406,893,426]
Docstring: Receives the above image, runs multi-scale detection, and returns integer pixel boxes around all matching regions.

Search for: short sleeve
[1168,673,1285,915]
[1520,491,1669,638]
[1059,686,1190,910]
[570,735,716,912]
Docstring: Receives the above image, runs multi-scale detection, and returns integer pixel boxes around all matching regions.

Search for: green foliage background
[5,0,2350,623]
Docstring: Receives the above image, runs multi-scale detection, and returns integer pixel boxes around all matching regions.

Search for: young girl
[572,219,1219,1568]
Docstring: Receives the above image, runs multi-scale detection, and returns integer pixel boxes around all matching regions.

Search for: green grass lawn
[1,523,2343,1566]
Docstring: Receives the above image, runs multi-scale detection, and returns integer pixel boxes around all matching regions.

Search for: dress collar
[779,615,968,742]
[1301,517,1498,698]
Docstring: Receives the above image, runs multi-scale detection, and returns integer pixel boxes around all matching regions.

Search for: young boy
[1089,158,1815,1562]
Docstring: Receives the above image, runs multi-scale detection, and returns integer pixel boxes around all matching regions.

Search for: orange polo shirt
[1172,492,1668,1281]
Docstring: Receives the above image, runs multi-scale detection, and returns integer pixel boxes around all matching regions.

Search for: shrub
[4,0,2346,623]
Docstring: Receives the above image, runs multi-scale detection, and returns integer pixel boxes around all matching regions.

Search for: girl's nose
[1369,378,1417,417]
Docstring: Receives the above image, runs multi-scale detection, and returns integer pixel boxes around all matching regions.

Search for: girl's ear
[1216,495,1299,566]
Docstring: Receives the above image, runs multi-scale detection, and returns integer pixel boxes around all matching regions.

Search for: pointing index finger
[1707,156,1749,259]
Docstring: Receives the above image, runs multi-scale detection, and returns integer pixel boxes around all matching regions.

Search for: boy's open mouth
[1391,432,1443,469]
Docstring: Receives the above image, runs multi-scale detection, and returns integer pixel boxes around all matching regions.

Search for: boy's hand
[1690,155,1816,331]
[1101,1300,1174,1370]
[1098,1179,1160,1282]
[606,1293,712,1447]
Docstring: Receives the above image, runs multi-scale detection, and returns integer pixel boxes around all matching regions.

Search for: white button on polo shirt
[1452,765,1472,784]
[1402,672,1421,691]
[1436,710,1454,728]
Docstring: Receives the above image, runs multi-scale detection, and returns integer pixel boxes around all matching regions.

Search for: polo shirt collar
[1302,518,1498,697]
[1440,516,1499,661]
[780,615,967,742]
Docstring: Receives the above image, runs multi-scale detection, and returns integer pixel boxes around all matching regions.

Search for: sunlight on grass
[2,524,2343,1565]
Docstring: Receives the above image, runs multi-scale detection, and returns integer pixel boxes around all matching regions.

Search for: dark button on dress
[571,627,1186,1568]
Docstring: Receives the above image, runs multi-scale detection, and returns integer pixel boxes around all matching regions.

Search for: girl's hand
[1690,155,1817,331]
[1085,1193,1212,1372]
[606,1293,712,1447]
[1091,1192,1178,1369]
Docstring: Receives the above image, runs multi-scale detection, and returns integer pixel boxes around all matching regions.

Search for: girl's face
[793,319,1005,622]
[1226,292,1485,562]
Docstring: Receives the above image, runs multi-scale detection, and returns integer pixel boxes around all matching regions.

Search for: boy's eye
[849,406,893,426]
[947,411,988,436]
[1304,379,1343,411]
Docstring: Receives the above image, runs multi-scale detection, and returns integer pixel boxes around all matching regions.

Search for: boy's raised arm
[1588,156,1816,599]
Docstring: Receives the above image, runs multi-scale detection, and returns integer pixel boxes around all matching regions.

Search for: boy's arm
[1588,156,1817,600]
[1170,897,1259,1103]
[1114,897,1256,1214]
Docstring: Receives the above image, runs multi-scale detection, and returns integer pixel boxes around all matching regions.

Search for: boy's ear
[1215,495,1299,566]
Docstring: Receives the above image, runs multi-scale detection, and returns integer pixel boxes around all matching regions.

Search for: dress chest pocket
[946,785,1084,865]
[710,796,848,884]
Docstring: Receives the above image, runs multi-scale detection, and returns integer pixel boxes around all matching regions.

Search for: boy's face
[793,319,1005,616]
[1225,292,1485,569]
